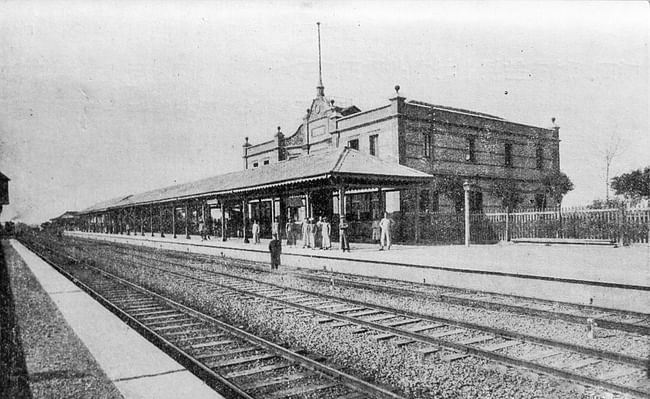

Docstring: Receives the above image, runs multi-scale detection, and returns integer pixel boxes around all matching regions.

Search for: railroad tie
[266,382,339,399]
[480,340,521,352]
[223,363,291,379]
[408,324,444,333]
[564,358,601,370]
[240,372,307,391]
[458,335,495,345]
[597,368,637,381]
[191,339,235,350]
[384,319,421,328]
[416,346,440,359]
[521,349,564,362]
[372,333,396,341]
[393,339,416,347]
[441,352,469,362]
[329,322,353,329]
[209,353,276,368]
[427,329,465,339]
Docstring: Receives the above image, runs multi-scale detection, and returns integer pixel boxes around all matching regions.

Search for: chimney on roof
[275,127,286,161]
[243,136,252,169]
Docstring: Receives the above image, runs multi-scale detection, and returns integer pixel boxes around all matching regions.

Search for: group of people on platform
[266,212,393,255]
[284,216,334,250]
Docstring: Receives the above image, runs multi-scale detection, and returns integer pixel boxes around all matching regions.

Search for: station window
[424,134,433,159]
[419,189,438,213]
[369,134,378,156]
[536,145,544,169]
[504,143,512,167]
[252,162,259,168]
[263,159,270,165]
[347,138,359,151]
[469,191,483,212]
[466,137,476,162]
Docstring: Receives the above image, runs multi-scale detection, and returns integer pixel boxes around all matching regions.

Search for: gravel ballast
[73,245,625,398]
[2,241,124,399]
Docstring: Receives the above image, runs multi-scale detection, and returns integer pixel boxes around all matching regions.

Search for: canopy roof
[80,147,432,214]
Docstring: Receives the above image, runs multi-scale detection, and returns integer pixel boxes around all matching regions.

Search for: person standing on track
[379,212,392,250]
[268,233,281,270]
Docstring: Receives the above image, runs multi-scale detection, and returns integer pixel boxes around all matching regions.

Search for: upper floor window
[536,145,544,169]
[347,138,359,151]
[252,162,259,168]
[263,159,270,165]
[424,134,433,159]
[369,134,378,156]
[504,143,512,167]
[466,137,476,162]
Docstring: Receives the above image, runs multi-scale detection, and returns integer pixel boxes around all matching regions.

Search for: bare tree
[594,132,626,202]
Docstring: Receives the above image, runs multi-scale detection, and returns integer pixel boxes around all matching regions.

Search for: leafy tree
[541,171,574,207]
[491,179,523,210]
[435,175,465,213]
[611,166,650,200]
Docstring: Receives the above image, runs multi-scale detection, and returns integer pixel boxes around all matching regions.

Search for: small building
[0,172,9,218]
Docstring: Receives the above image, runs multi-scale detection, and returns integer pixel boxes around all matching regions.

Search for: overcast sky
[1,1,648,224]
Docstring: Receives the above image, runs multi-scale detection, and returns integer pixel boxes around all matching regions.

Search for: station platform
[68,231,649,314]
[6,239,224,399]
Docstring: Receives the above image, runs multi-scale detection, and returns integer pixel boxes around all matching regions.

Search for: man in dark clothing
[339,217,350,252]
[269,233,282,270]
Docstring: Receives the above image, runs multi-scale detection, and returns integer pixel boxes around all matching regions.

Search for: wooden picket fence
[400,207,650,244]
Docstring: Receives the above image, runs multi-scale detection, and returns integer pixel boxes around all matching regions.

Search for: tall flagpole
[316,22,324,96]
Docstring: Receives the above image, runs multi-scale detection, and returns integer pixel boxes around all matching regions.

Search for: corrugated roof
[80,148,431,213]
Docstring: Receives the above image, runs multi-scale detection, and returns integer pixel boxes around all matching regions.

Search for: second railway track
[53,236,650,398]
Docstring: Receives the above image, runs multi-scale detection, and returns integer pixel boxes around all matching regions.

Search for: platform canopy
[79,147,433,214]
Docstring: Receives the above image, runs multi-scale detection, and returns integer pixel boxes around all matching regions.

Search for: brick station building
[75,78,561,245]
[244,82,561,241]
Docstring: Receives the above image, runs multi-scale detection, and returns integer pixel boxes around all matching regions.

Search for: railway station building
[75,77,561,245]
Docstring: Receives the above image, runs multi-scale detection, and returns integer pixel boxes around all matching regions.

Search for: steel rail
[88,251,649,398]
[20,237,405,399]
[102,250,646,369]
[78,235,650,336]
[20,240,255,399]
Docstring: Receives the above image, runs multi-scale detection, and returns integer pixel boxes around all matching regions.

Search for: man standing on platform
[272,217,280,238]
[301,217,309,248]
[379,212,392,250]
[339,216,350,252]
[321,217,331,250]
[268,234,281,270]
[285,218,295,247]
[252,220,260,244]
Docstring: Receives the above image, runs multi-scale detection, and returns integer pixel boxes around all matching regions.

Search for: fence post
[618,205,626,246]
[463,182,473,247]
[505,205,510,242]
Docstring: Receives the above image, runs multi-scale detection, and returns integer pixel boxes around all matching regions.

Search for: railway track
[70,235,650,336]
[54,237,650,398]
[21,238,405,399]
